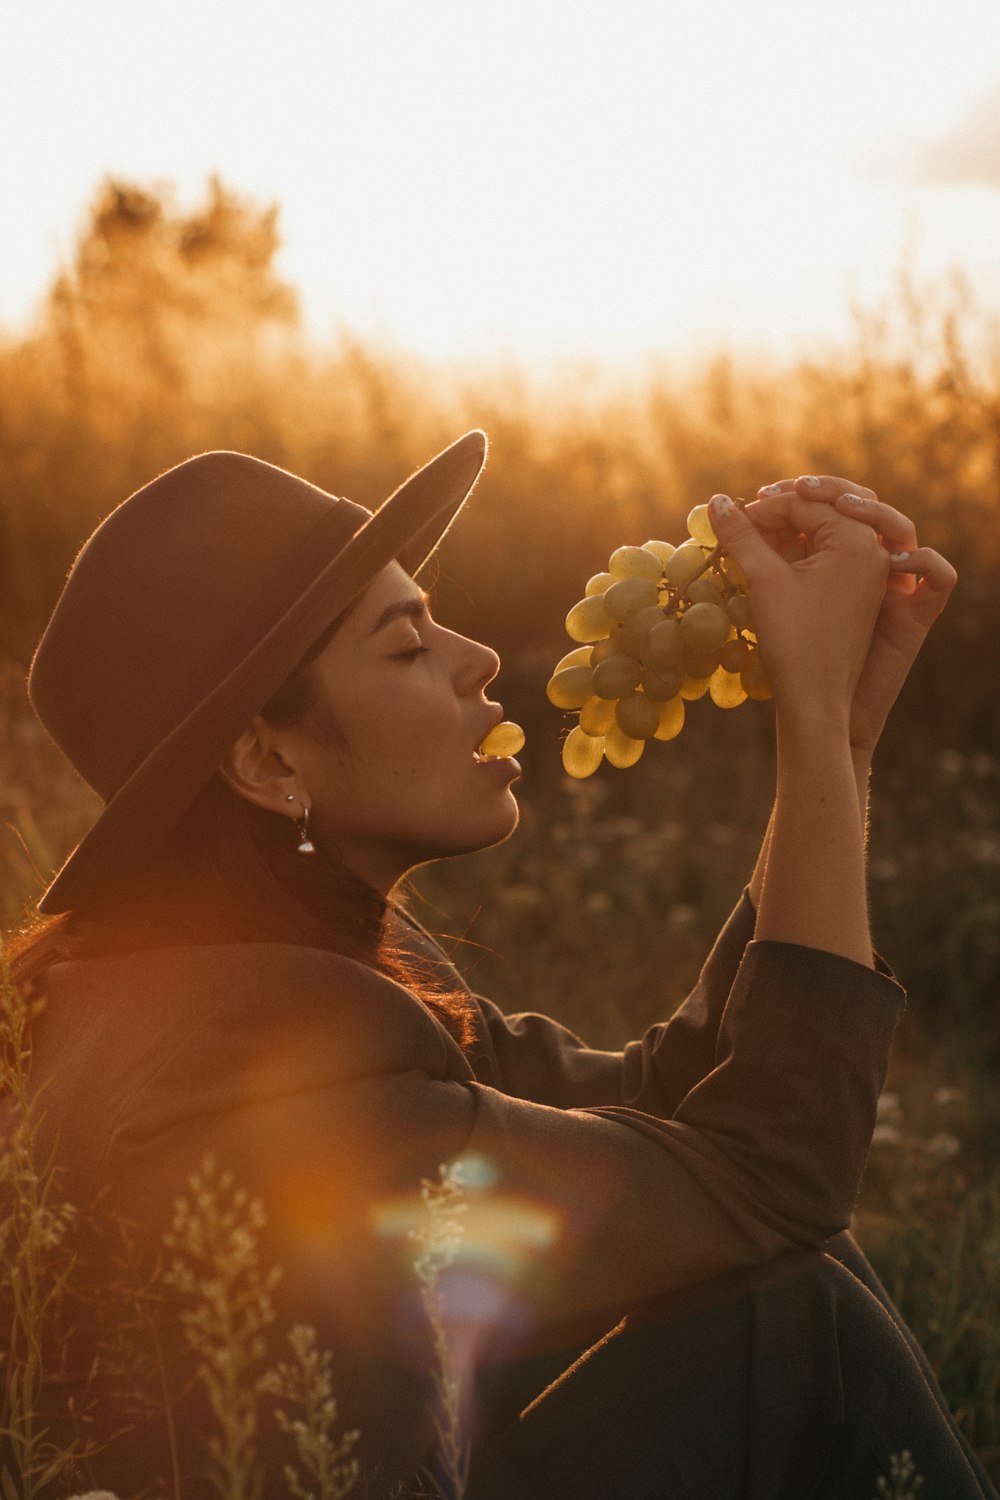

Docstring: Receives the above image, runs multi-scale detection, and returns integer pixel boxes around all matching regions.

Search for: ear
[219,714,305,817]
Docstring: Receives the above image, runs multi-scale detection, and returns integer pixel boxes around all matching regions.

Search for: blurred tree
[0,176,302,658]
[48,174,297,359]
[44,174,299,421]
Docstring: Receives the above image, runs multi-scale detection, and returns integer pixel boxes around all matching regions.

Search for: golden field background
[1,178,999,1478]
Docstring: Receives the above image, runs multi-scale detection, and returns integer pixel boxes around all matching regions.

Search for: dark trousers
[465,1233,997,1500]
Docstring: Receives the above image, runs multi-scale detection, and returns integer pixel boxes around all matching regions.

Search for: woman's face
[286,562,520,893]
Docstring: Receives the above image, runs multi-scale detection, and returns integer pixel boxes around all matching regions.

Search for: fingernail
[710,493,734,514]
[799,475,822,488]
[890,551,910,563]
[842,493,865,506]
[758,483,781,496]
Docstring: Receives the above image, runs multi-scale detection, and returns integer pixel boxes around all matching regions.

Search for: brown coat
[28,892,903,1497]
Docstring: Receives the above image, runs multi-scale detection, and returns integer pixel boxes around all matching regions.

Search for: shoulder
[36,942,465,1090]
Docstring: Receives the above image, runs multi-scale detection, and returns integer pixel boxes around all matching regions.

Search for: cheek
[335,697,448,788]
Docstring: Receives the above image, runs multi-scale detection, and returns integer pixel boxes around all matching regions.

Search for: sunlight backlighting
[4,0,1000,363]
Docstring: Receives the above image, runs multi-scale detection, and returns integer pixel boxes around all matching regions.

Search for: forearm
[754,710,873,966]
[748,746,872,914]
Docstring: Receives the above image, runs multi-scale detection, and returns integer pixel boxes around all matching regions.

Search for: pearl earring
[286,794,316,855]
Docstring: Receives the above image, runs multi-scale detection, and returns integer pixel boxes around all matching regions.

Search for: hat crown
[29,451,368,798]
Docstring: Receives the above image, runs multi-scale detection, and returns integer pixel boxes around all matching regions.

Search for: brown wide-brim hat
[28,430,488,914]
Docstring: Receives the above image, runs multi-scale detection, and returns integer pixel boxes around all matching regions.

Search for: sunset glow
[5,0,1000,366]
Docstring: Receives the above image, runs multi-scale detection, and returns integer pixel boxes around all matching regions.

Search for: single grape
[591,654,643,699]
[709,666,748,709]
[686,503,718,548]
[585,571,614,596]
[685,575,724,607]
[642,539,675,566]
[604,576,661,622]
[725,592,753,631]
[609,545,663,582]
[644,617,683,673]
[653,695,685,740]
[720,637,750,673]
[590,633,624,664]
[681,643,723,677]
[604,722,645,768]
[562,725,604,778]
[553,645,594,675]
[479,721,526,758]
[566,594,613,643]
[618,603,666,657]
[579,695,617,736]
[679,601,730,655]
[615,691,660,739]
[546,665,593,709]
[679,673,711,701]
[664,539,708,587]
[641,664,684,701]
[741,650,773,701]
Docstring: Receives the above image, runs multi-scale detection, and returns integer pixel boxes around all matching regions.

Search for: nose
[457,630,500,694]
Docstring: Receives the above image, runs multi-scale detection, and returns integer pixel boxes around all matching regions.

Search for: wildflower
[162,1156,281,1500]
[872,1447,924,1498]
[876,1092,902,1125]
[410,1163,471,1500]
[583,891,612,916]
[496,884,546,913]
[924,1133,961,1162]
[263,1325,359,1500]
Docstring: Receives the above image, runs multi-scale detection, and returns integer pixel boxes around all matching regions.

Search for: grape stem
[662,499,747,610]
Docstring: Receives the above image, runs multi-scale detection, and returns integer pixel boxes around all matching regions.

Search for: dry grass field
[2,177,999,1490]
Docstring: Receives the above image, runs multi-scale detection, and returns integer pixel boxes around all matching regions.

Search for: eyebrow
[368,588,431,637]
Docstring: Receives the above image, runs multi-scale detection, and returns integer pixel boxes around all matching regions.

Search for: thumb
[708,494,781,583]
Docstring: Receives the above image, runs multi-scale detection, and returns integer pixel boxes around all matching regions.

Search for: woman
[5,432,992,1498]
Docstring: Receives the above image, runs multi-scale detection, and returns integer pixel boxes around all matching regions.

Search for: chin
[420,793,521,865]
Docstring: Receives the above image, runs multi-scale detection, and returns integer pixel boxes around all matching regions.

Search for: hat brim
[38,429,488,914]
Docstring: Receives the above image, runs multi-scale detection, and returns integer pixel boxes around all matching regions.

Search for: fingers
[888,547,958,625]
[832,492,918,550]
[707,494,784,578]
[757,475,922,554]
[757,474,879,503]
[744,491,883,548]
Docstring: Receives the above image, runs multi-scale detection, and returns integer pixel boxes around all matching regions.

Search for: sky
[4,0,1000,370]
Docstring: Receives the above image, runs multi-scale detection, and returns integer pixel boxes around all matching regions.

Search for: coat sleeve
[467,889,757,1108]
[98,935,903,1345]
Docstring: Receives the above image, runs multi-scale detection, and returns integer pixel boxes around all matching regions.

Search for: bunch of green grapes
[547,504,773,779]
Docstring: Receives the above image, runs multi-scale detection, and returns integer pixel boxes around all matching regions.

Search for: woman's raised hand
[750,475,958,756]
[706,488,890,732]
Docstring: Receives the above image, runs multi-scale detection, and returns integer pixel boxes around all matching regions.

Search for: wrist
[848,721,883,762]
[775,701,852,749]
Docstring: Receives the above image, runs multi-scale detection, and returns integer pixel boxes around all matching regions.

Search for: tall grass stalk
[0,958,77,1499]
[410,1164,470,1500]
[264,1325,360,1500]
[873,1449,925,1499]
[162,1156,281,1500]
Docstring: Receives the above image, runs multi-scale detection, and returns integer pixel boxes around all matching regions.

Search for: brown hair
[7,635,478,1049]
